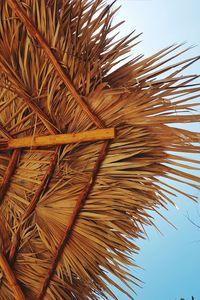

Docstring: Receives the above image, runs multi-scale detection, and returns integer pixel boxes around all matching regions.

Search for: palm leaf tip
[0,0,199,299]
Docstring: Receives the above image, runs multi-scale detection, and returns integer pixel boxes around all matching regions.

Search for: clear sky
[106,1,200,299]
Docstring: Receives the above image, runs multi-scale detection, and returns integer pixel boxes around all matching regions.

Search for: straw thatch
[0,0,199,299]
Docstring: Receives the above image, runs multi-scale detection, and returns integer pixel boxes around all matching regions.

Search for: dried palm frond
[0,0,199,299]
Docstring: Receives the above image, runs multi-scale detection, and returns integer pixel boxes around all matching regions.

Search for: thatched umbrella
[0,0,199,299]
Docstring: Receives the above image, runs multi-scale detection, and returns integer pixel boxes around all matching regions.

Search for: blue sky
[106,1,200,299]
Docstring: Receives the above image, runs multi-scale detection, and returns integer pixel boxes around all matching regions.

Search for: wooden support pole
[7,0,104,129]
[9,147,59,264]
[0,123,12,139]
[0,149,20,203]
[0,125,21,206]
[0,252,25,300]
[37,141,110,299]
[0,128,115,150]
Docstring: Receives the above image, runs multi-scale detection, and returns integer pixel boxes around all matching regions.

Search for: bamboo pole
[0,128,115,150]
[0,252,25,300]
[7,0,104,129]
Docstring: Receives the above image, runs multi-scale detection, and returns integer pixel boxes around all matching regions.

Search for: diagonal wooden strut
[0,130,23,299]
[0,128,115,150]
[0,123,21,206]
[0,64,59,135]
[9,147,59,264]
[0,252,25,300]
[16,91,59,135]
[0,149,20,205]
[37,141,110,300]
[0,123,12,139]
[0,87,59,206]
[7,0,104,129]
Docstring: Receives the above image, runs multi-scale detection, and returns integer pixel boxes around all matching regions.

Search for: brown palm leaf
[0,0,199,299]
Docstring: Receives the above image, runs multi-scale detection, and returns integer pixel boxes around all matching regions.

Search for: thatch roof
[0,0,199,299]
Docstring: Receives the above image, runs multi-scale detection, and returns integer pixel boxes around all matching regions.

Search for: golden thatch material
[0,0,199,299]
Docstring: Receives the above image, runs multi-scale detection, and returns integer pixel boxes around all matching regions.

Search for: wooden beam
[0,128,115,150]
[0,123,12,139]
[37,141,110,299]
[0,124,21,206]
[16,91,59,135]
[0,149,20,204]
[9,147,59,264]
[7,0,104,129]
[0,252,25,300]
